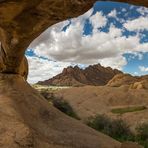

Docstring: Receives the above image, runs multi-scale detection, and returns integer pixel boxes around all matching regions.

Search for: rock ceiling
[0,0,147,78]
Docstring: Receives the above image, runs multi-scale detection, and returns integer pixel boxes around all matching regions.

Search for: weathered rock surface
[0,74,121,148]
[130,80,148,89]
[38,64,122,86]
[107,73,138,87]
[107,73,148,88]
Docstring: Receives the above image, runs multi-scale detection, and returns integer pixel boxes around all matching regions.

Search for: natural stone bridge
[0,0,147,148]
[0,0,147,78]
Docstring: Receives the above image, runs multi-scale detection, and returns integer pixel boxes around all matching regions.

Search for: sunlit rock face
[107,74,148,88]
[38,64,122,86]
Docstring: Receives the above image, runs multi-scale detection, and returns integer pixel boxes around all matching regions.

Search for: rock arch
[0,0,147,79]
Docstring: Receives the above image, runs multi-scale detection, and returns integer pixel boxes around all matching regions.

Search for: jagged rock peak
[37,63,122,86]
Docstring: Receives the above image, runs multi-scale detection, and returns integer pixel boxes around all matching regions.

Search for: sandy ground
[55,85,148,131]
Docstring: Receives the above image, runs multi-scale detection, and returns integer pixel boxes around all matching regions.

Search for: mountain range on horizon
[37,64,123,86]
[37,63,148,87]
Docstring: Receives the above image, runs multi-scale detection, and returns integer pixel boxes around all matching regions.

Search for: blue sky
[26,1,148,83]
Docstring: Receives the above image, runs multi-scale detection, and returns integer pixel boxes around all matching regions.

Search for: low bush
[109,119,134,141]
[87,115,148,147]
[53,98,80,120]
[40,90,80,120]
[87,114,110,132]
[136,123,148,148]
[87,114,134,142]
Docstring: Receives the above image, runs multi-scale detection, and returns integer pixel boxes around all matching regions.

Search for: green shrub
[52,98,80,120]
[87,115,134,142]
[40,90,80,120]
[136,123,148,141]
[108,119,134,141]
[111,106,147,115]
[87,115,148,147]
[136,123,148,148]
[87,114,110,132]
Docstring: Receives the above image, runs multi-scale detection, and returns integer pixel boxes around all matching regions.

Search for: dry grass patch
[111,106,147,115]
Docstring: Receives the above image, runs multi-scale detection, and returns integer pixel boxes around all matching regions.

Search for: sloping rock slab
[0,74,121,148]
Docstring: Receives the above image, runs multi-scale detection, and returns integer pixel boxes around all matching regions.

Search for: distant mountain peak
[37,63,122,86]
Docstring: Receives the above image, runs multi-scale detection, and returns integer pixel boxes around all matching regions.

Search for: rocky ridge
[107,73,148,89]
[38,64,122,86]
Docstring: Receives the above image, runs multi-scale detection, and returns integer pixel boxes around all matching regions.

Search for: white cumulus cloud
[28,6,148,83]
[124,16,148,31]
[108,9,117,18]
[27,56,71,83]
[139,66,148,72]
[89,12,107,33]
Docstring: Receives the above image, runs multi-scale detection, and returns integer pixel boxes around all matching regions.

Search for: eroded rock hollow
[0,0,147,148]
